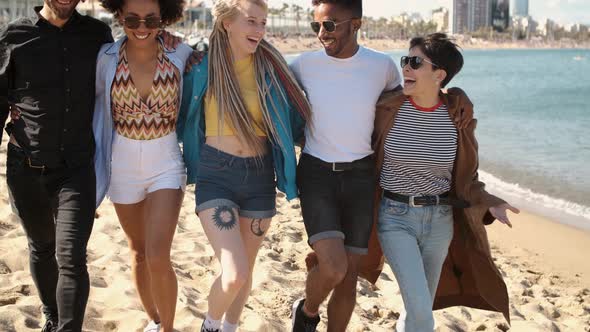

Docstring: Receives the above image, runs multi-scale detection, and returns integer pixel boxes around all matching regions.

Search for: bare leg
[114,200,160,323]
[224,217,272,324]
[199,206,250,321]
[327,254,360,332]
[143,189,184,332]
[302,239,348,317]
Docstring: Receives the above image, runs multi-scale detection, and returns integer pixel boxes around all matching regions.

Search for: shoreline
[479,170,590,233]
[267,36,590,54]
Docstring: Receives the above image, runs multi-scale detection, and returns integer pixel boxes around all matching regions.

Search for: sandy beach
[1,133,589,332]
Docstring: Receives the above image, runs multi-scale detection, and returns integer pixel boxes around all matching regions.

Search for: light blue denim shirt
[93,37,193,207]
[177,53,306,201]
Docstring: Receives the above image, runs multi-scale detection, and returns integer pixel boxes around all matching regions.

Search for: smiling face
[402,47,447,98]
[313,3,360,59]
[44,0,81,20]
[223,1,267,61]
[119,0,161,45]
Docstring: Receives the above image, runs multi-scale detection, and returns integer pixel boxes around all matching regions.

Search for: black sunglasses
[400,56,439,70]
[310,19,354,34]
[123,16,162,29]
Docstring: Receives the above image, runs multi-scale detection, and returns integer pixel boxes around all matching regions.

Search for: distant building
[453,0,469,34]
[570,23,589,34]
[432,7,449,33]
[512,0,528,17]
[184,0,213,29]
[453,0,492,34]
[540,18,557,39]
[491,0,509,32]
[393,12,410,26]
[77,0,113,23]
[512,15,537,39]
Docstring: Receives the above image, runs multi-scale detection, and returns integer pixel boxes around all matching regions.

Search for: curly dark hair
[410,33,463,88]
[99,0,185,26]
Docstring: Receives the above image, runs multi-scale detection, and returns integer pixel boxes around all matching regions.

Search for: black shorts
[296,153,377,254]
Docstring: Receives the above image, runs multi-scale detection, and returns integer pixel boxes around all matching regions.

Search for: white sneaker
[143,320,161,332]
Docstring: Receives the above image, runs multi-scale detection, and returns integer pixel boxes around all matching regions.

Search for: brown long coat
[359,90,511,323]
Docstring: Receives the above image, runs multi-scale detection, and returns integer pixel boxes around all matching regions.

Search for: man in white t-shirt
[289,1,402,331]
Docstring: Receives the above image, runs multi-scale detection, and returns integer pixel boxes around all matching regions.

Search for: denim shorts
[195,144,277,219]
[296,153,377,255]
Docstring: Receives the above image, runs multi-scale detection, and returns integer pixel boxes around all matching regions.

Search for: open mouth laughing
[247,36,261,47]
[404,77,416,88]
[133,32,151,40]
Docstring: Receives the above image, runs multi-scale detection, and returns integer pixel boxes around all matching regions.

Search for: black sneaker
[200,320,220,332]
[291,298,320,332]
[41,319,58,332]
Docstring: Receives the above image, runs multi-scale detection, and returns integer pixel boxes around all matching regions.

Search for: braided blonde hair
[208,0,311,157]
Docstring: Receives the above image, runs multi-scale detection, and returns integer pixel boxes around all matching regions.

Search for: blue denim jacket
[93,37,193,207]
[177,54,305,201]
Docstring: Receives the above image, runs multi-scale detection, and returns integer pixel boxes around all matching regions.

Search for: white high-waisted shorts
[108,132,186,204]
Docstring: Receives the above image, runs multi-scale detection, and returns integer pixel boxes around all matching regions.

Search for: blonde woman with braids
[177,0,311,331]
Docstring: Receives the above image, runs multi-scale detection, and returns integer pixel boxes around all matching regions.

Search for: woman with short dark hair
[373,33,519,331]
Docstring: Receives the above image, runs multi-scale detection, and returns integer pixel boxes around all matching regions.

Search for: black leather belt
[305,153,373,172]
[384,190,453,207]
[26,157,46,171]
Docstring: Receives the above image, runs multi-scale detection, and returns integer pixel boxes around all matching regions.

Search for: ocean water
[287,49,590,229]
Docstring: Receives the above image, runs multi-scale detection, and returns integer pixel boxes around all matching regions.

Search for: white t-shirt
[290,46,401,162]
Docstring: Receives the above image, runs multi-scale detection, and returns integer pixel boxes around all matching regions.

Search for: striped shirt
[380,99,458,196]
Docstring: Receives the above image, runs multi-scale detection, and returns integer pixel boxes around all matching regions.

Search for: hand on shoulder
[184,50,207,74]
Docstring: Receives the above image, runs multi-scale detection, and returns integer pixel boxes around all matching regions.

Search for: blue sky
[264,0,590,25]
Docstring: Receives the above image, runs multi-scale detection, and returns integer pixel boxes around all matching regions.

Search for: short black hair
[100,0,185,26]
[311,0,363,18]
[410,33,463,88]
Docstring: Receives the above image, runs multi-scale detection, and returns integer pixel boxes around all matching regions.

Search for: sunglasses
[123,16,162,29]
[310,19,354,34]
[400,56,439,70]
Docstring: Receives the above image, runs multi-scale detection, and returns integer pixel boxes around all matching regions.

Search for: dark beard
[46,0,78,20]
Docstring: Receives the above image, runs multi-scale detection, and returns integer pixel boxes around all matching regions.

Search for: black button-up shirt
[0,7,113,168]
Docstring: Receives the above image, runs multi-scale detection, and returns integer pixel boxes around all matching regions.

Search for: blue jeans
[377,197,454,332]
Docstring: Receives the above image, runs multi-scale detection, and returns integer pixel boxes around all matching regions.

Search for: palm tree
[291,4,303,34]
[306,7,314,36]
[376,17,388,38]
[362,16,374,39]
[269,7,280,34]
[279,3,290,34]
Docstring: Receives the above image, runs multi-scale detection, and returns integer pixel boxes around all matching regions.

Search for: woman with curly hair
[178,0,311,331]
[92,0,192,331]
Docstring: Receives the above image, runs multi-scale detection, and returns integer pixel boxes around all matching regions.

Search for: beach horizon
[265,36,590,55]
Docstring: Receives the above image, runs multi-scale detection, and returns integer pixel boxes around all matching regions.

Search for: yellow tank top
[205,55,266,137]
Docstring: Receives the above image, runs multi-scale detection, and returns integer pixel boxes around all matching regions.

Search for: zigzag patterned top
[111,40,180,140]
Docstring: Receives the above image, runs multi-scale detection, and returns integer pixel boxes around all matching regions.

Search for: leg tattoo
[212,206,237,231]
[250,218,265,237]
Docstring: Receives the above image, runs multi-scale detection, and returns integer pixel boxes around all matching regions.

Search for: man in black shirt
[0,1,113,331]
